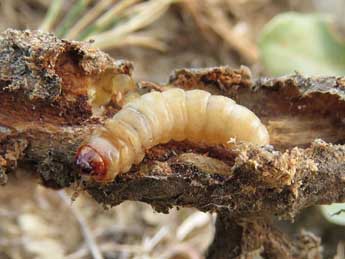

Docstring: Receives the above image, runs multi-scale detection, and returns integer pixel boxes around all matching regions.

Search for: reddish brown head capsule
[75,145,107,181]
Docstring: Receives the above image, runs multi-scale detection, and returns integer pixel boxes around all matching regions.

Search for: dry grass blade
[92,0,141,33]
[208,8,258,63]
[176,212,211,241]
[39,0,63,32]
[95,33,168,51]
[58,190,104,259]
[65,0,117,40]
[55,0,93,37]
[143,226,170,252]
[181,0,213,41]
[181,0,258,63]
[90,0,178,49]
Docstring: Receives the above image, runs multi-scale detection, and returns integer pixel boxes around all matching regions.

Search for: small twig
[58,190,104,259]
[94,223,142,238]
[176,211,212,241]
[39,0,64,32]
[143,226,170,252]
[55,0,93,38]
[65,0,117,40]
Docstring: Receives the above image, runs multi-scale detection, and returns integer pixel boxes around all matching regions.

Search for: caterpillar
[76,88,269,182]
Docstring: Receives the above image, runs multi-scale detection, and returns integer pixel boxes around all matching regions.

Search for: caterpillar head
[75,145,107,182]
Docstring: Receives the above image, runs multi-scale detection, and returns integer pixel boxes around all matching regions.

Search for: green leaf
[320,203,345,225]
[258,12,345,76]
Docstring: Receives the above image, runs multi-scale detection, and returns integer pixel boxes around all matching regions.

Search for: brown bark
[206,215,321,259]
[1,29,345,258]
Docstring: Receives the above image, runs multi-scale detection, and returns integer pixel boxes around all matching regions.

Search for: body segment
[76,89,269,182]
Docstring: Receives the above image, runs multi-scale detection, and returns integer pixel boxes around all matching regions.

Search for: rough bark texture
[206,215,321,259]
[1,29,345,258]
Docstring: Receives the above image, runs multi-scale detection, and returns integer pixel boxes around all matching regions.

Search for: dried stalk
[89,0,177,49]
[65,0,117,40]
[55,0,93,37]
[39,0,64,32]
[58,190,104,259]
[105,33,168,51]
[81,0,141,39]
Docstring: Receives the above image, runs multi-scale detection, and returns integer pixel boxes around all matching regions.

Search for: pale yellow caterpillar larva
[75,89,269,182]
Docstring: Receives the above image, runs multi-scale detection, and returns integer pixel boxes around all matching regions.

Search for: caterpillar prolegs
[76,89,269,182]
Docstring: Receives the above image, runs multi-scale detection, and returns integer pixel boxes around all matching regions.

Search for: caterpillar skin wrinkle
[76,88,270,182]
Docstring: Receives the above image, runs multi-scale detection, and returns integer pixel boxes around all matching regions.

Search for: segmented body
[76,88,269,182]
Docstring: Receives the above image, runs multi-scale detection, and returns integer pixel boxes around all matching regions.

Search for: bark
[206,214,321,259]
[1,29,345,258]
